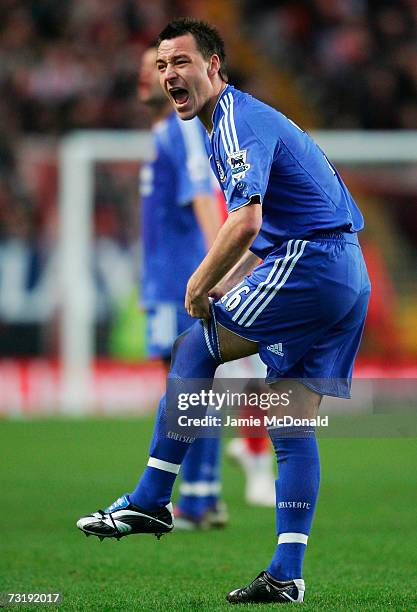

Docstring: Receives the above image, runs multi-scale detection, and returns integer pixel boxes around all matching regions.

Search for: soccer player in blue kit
[78,19,371,604]
[138,44,225,528]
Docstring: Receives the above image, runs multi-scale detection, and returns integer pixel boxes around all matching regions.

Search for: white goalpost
[58,131,154,412]
[58,130,417,412]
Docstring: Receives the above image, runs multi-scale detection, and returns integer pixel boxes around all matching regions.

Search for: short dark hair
[157,18,227,82]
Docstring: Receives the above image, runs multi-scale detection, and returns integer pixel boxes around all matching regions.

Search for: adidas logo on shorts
[266,343,284,356]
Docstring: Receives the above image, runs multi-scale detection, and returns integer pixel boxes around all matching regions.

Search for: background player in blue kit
[138,44,225,529]
[78,19,371,604]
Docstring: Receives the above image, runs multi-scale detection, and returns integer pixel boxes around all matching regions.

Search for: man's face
[138,47,166,105]
[156,33,214,120]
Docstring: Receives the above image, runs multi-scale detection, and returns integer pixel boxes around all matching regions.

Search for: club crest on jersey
[215,159,226,182]
[228,149,250,182]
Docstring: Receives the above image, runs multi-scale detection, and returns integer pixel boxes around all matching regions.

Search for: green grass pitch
[1,417,416,611]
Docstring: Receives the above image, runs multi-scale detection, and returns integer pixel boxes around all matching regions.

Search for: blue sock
[267,428,320,580]
[130,319,221,511]
[178,437,221,517]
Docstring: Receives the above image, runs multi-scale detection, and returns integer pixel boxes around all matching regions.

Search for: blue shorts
[146,303,193,360]
[213,233,371,398]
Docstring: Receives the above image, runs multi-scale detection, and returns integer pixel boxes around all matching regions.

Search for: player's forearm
[219,250,261,289]
[188,204,261,294]
[192,193,222,249]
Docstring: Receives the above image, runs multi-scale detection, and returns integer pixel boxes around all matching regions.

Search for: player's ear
[207,54,221,78]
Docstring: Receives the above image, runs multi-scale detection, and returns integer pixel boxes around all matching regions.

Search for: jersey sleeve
[217,102,274,213]
[172,118,213,206]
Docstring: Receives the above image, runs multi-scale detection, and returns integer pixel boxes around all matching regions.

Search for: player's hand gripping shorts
[213,232,371,398]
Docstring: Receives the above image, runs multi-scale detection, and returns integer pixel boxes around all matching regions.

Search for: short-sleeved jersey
[140,111,213,305]
[207,85,364,259]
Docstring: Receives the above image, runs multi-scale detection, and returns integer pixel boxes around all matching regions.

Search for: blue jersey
[208,85,364,259]
[140,112,213,305]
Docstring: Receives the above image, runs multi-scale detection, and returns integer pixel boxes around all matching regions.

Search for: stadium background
[1,2,416,610]
[0,0,416,412]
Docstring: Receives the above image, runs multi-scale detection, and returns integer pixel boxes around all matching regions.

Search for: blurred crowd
[0,1,415,138]
[0,0,416,358]
[244,0,417,128]
[0,0,181,137]
[1,0,416,209]
[0,0,180,247]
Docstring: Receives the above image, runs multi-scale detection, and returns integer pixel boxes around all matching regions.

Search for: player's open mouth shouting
[169,86,189,109]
